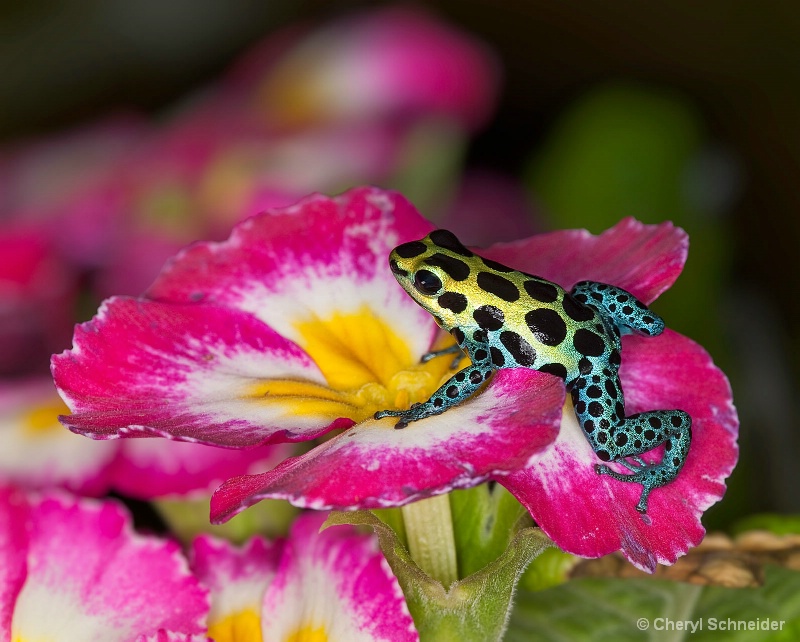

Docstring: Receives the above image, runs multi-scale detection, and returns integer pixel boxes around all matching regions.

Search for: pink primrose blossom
[54,188,563,512]
[0,378,290,501]
[191,512,418,641]
[0,487,208,641]
[52,186,737,571]
[237,7,499,131]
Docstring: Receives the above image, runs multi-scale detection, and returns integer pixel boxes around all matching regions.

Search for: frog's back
[391,230,615,383]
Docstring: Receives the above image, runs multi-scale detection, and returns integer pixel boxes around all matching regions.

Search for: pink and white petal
[211,369,564,521]
[10,494,208,641]
[480,217,688,304]
[191,535,281,635]
[112,439,293,499]
[145,187,438,361]
[261,512,418,642]
[0,379,117,494]
[498,330,738,572]
[0,485,29,641]
[53,297,350,447]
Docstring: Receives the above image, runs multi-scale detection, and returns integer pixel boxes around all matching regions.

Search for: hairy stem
[401,494,458,587]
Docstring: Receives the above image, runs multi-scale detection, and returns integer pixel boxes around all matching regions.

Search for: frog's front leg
[375,347,494,429]
[570,281,665,337]
[420,342,464,369]
[570,373,692,513]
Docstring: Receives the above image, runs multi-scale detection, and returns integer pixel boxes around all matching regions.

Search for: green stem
[401,495,458,587]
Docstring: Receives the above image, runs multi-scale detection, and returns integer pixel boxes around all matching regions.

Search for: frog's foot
[374,403,429,429]
[375,363,494,429]
[596,461,676,513]
[594,410,692,513]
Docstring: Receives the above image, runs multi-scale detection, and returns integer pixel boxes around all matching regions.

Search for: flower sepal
[325,504,553,642]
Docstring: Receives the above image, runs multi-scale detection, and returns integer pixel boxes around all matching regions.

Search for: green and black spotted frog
[375,229,692,513]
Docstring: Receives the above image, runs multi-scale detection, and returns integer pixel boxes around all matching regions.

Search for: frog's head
[388,229,477,331]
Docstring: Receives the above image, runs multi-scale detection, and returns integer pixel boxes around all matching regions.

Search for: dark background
[3,0,798,525]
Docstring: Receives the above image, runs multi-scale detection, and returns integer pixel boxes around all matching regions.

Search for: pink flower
[0,379,117,494]
[0,486,208,640]
[239,7,499,131]
[0,227,76,376]
[191,512,417,641]
[0,378,290,503]
[53,187,737,571]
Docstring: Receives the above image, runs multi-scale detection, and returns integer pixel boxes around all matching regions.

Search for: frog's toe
[635,489,653,514]
[374,407,423,428]
[596,463,675,513]
[374,409,402,420]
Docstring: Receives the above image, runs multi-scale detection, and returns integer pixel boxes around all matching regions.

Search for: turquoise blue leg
[571,281,665,337]
[568,280,692,513]
[571,374,692,512]
[374,358,494,428]
[420,343,465,369]
[376,334,493,428]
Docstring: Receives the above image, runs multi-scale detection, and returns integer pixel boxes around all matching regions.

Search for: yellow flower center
[256,58,327,128]
[244,307,462,424]
[207,608,263,642]
[22,399,70,437]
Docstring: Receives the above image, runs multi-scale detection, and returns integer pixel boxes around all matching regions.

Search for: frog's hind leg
[570,281,665,337]
[596,411,692,513]
[571,375,692,513]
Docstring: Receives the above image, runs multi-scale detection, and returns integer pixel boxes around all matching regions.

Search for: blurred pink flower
[236,7,499,131]
[0,228,76,375]
[0,378,291,501]
[191,512,418,641]
[0,7,501,315]
[0,486,208,640]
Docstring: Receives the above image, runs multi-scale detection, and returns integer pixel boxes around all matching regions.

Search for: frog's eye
[413,269,443,295]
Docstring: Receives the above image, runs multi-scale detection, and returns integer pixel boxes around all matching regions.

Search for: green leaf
[732,513,800,536]
[525,83,703,231]
[326,510,553,642]
[507,565,800,641]
[371,506,408,548]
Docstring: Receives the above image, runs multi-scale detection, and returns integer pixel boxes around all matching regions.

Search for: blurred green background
[2,0,798,527]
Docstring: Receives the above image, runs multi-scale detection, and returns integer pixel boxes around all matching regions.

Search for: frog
[374,229,692,513]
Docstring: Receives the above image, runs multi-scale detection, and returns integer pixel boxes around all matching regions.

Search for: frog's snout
[389,258,408,277]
